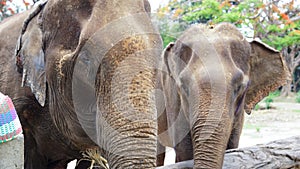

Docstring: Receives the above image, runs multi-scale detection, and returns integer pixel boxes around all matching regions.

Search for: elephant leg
[174,132,193,163]
[23,130,47,169]
[47,160,70,169]
[227,111,244,149]
[156,140,166,166]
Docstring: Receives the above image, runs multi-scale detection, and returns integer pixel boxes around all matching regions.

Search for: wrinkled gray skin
[1,0,162,169]
[0,10,83,169]
[156,23,290,168]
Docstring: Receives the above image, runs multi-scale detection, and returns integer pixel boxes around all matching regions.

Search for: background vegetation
[154,0,300,96]
[0,0,30,21]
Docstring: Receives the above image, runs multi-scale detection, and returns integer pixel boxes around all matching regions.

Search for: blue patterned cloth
[0,92,22,143]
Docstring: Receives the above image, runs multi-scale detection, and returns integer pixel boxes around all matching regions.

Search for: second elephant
[156,23,290,168]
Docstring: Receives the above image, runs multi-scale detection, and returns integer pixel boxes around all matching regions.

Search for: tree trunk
[281,82,293,97]
[157,136,300,169]
[281,45,300,95]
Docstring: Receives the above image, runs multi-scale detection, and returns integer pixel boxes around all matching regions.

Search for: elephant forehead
[176,55,246,94]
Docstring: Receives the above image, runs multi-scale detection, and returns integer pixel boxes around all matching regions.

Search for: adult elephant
[156,23,290,168]
[1,0,162,169]
[0,8,83,169]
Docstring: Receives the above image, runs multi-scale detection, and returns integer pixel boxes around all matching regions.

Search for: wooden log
[156,136,300,169]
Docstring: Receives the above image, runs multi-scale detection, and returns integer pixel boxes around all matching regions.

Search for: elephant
[0,8,83,169]
[1,0,162,168]
[156,23,290,168]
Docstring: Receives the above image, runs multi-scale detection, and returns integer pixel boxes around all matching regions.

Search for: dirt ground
[239,97,300,148]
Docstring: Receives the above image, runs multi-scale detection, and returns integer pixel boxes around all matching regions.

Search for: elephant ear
[15,3,47,106]
[244,39,291,114]
[163,42,175,75]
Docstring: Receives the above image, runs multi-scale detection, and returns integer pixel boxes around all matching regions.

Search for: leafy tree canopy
[156,0,300,50]
[155,0,300,94]
[0,0,30,21]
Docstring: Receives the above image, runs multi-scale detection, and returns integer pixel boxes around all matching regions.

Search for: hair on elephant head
[13,0,163,168]
[157,22,290,168]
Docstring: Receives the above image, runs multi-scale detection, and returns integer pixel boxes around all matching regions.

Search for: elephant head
[157,23,290,168]
[0,7,87,169]
[15,0,162,168]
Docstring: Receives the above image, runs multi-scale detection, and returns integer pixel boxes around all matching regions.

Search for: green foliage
[156,15,187,47]
[256,127,260,133]
[156,0,299,94]
[264,97,273,109]
[243,123,261,132]
[214,12,241,24]
[156,0,300,50]
[268,90,281,98]
[182,0,221,24]
[264,90,280,109]
[254,104,260,111]
[263,22,300,51]
[267,25,281,33]
[296,91,300,103]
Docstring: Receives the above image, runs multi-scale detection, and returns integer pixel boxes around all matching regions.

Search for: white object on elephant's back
[0,92,23,144]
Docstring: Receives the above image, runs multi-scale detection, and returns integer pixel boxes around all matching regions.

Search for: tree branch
[291,15,300,22]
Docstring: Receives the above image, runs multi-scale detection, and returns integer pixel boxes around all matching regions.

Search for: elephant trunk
[95,35,161,168]
[188,83,232,168]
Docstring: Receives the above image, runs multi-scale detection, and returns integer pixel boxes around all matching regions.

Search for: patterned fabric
[0,92,22,144]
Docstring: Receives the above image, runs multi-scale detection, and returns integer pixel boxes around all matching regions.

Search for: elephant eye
[234,85,242,94]
[234,80,249,97]
[232,70,249,95]
[233,80,245,96]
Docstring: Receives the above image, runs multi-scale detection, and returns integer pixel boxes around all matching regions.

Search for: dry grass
[77,149,109,169]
